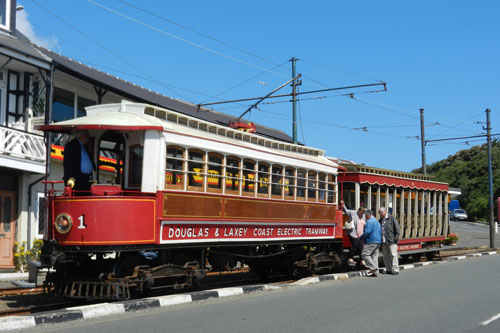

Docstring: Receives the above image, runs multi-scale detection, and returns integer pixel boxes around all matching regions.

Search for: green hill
[412,139,500,221]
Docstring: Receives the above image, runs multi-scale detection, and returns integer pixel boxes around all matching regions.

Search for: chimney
[9,0,16,32]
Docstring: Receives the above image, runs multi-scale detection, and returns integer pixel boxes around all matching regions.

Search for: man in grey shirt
[379,207,401,275]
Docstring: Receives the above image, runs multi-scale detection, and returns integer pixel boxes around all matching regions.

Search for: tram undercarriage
[42,241,344,300]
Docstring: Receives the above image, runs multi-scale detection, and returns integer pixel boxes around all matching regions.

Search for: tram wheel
[425,252,436,261]
[411,253,422,262]
[251,265,273,280]
[114,254,144,278]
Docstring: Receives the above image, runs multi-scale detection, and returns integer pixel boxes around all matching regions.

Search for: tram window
[242,160,255,195]
[360,184,370,208]
[271,165,283,197]
[188,150,204,189]
[128,145,143,187]
[258,163,270,196]
[318,173,327,202]
[343,182,356,208]
[371,189,377,212]
[97,131,125,185]
[327,174,336,204]
[308,171,317,201]
[226,156,240,193]
[165,146,184,188]
[207,153,223,191]
[285,168,295,199]
[297,169,306,199]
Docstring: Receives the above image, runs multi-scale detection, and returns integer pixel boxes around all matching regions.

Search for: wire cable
[30,0,193,101]
[118,0,289,72]
[301,58,385,83]
[87,0,290,79]
[427,111,485,140]
[198,60,289,104]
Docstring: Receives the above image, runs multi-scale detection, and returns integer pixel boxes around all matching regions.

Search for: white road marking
[480,312,500,326]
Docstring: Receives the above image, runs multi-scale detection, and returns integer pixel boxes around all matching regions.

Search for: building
[0,0,293,269]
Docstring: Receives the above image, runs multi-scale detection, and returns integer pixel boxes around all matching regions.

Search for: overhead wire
[223,105,421,141]
[86,0,290,79]
[35,0,478,146]
[198,60,289,105]
[301,58,385,83]
[427,111,485,140]
[118,0,288,73]
[30,0,191,101]
[349,95,480,135]
[117,1,387,93]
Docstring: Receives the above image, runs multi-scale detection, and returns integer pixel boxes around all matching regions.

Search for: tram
[38,101,343,299]
[338,160,450,260]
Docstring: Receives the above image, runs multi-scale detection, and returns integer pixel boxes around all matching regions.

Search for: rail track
[0,287,43,297]
[0,247,492,318]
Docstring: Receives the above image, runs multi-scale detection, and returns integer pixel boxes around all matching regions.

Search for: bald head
[379,207,387,218]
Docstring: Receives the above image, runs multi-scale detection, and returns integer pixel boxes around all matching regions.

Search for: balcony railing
[0,125,46,163]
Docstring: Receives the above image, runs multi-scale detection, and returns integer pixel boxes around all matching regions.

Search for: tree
[413,139,500,221]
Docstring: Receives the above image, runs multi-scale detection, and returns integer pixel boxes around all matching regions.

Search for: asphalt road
[450,220,500,248]
[28,254,500,333]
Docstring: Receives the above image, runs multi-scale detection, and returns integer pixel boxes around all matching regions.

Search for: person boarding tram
[340,199,365,266]
[360,209,381,277]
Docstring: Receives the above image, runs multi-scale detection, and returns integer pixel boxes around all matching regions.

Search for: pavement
[0,250,497,332]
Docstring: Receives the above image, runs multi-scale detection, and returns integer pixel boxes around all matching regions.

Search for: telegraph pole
[290,57,298,144]
[486,108,495,248]
[420,108,426,174]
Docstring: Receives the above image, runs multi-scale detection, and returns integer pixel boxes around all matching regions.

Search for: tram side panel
[160,191,343,245]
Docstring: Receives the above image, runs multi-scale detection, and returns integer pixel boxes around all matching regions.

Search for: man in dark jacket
[379,207,401,275]
[63,130,94,194]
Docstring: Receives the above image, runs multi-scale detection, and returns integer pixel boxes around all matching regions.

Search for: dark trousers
[348,235,363,260]
[74,173,91,196]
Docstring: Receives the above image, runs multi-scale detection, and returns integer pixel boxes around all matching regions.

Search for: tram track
[0,247,494,318]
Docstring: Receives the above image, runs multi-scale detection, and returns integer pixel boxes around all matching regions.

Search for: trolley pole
[486,108,495,248]
[420,108,426,174]
[290,57,298,144]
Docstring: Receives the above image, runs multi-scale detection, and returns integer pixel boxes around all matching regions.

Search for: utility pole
[486,108,495,248]
[290,57,298,144]
[420,108,426,174]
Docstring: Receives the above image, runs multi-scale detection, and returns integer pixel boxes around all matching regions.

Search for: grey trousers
[361,243,380,271]
[382,243,399,273]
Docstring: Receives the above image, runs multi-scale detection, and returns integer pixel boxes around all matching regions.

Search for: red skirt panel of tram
[52,196,157,246]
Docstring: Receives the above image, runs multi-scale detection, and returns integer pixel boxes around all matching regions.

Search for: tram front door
[0,191,15,268]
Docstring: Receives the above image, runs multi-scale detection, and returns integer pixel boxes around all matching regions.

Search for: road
[450,220,500,248]
[29,254,500,333]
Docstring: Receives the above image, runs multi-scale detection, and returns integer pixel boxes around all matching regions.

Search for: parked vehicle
[450,209,468,221]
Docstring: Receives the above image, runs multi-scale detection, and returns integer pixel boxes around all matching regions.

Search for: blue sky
[19,0,500,171]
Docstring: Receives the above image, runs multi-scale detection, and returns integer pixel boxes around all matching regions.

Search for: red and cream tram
[338,160,450,260]
[38,101,343,299]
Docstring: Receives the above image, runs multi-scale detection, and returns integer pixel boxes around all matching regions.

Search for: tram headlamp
[54,213,73,234]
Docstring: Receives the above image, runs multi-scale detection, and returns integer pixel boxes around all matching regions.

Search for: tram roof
[37,102,337,170]
[337,161,449,192]
[36,46,295,143]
